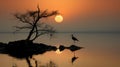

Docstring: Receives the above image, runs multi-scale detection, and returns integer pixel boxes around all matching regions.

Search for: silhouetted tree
[14,5,58,41]
[12,6,58,67]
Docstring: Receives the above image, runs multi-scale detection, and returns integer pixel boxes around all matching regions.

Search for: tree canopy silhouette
[14,5,58,41]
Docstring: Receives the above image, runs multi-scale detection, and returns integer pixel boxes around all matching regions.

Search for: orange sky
[0,0,120,32]
[0,0,120,67]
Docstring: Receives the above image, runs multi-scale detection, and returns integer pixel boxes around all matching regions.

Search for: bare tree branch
[14,26,32,29]
[14,6,58,41]
[14,13,33,26]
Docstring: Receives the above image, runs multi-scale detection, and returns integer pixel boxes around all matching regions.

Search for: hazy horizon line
[0,31,120,33]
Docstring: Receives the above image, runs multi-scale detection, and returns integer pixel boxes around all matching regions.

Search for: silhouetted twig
[14,6,58,41]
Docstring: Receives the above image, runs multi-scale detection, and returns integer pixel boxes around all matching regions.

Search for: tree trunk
[26,57,32,67]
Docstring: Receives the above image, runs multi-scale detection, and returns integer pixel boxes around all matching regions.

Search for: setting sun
[55,15,63,23]
[55,49,62,54]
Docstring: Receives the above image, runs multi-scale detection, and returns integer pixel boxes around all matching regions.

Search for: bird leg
[74,52,75,57]
[26,57,32,67]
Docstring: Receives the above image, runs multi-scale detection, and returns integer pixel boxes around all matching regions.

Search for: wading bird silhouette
[71,34,79,43]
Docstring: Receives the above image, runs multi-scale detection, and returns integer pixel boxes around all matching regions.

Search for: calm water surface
[0,33,120,67]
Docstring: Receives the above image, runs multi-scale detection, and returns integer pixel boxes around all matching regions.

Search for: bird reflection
[71,56,78,64]
[58,45,83,64]
[71,52,79,64]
